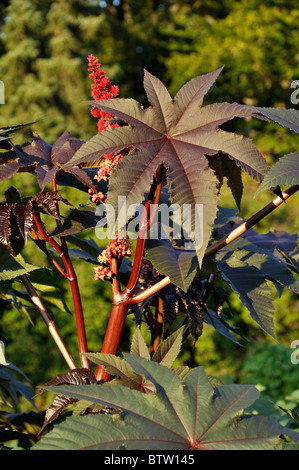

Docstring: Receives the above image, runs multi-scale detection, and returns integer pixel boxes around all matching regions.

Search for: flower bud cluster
[139,259,160,286]
[94,233,132,281]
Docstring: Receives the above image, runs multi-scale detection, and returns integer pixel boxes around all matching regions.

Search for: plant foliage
[68,68,269,264]
[33,328,299,450]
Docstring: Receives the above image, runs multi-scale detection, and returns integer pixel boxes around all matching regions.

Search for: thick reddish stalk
[52,178,90,370]
[95,302,128,381]
[122,199,152,298]
[95,175,163,381]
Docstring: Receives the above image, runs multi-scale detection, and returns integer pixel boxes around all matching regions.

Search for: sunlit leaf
[68,69,269,266]
[2,131,95,190]
[255,152,299,196]
[253,107,299,134]
[33,357,297,450]
[0,251,39,281]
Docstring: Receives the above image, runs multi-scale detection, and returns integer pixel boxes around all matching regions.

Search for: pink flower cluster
[94,233,132,281]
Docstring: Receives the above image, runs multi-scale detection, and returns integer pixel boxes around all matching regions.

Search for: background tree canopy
[0,0,298,399]
[1,0,299,149]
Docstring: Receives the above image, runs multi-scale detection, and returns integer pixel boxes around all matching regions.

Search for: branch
[121,176,162,299]
[51,178,90,370]
[20,273,77,370]
[30,183,90,370]
[151,294,164,355]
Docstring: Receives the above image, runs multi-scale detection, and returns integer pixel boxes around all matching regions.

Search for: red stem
[96,175,299,382]
[122,198,152,298]
[63,251,90,369]
[95,172,163,381]
[31,184,90,370]
[95,302,128,381]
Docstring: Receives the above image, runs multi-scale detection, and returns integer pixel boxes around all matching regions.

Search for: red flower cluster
[94,233,132,281]
[87,54,119,132]
[87,54,125,204]
[87,55,130,281]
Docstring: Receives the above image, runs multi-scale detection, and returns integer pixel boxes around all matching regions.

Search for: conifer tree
[0,0,105,142]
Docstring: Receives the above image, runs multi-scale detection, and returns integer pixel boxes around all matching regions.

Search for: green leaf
[68,69,269,267]
[151,326,184,367]
[0,121,38,136]
[0,252,39,281]
[33,357,295,450]
[255,152,299,196]
[82,352,145,390]
[130,326,151,360]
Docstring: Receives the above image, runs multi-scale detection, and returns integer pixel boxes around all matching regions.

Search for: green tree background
[0,0,299,402]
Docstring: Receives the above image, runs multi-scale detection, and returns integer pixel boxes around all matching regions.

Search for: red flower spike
[87,54,125,205]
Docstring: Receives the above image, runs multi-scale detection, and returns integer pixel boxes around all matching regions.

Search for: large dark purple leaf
[0,160,19,182]
[37,368,97,434]
[4,132,95,190]
[49,203,100,237]
[68,69,269,266]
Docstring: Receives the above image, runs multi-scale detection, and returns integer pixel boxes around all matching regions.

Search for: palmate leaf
[38,328,184,434]
[1,131,95,190]
[68,68,269,266]
[33,356,297,450]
